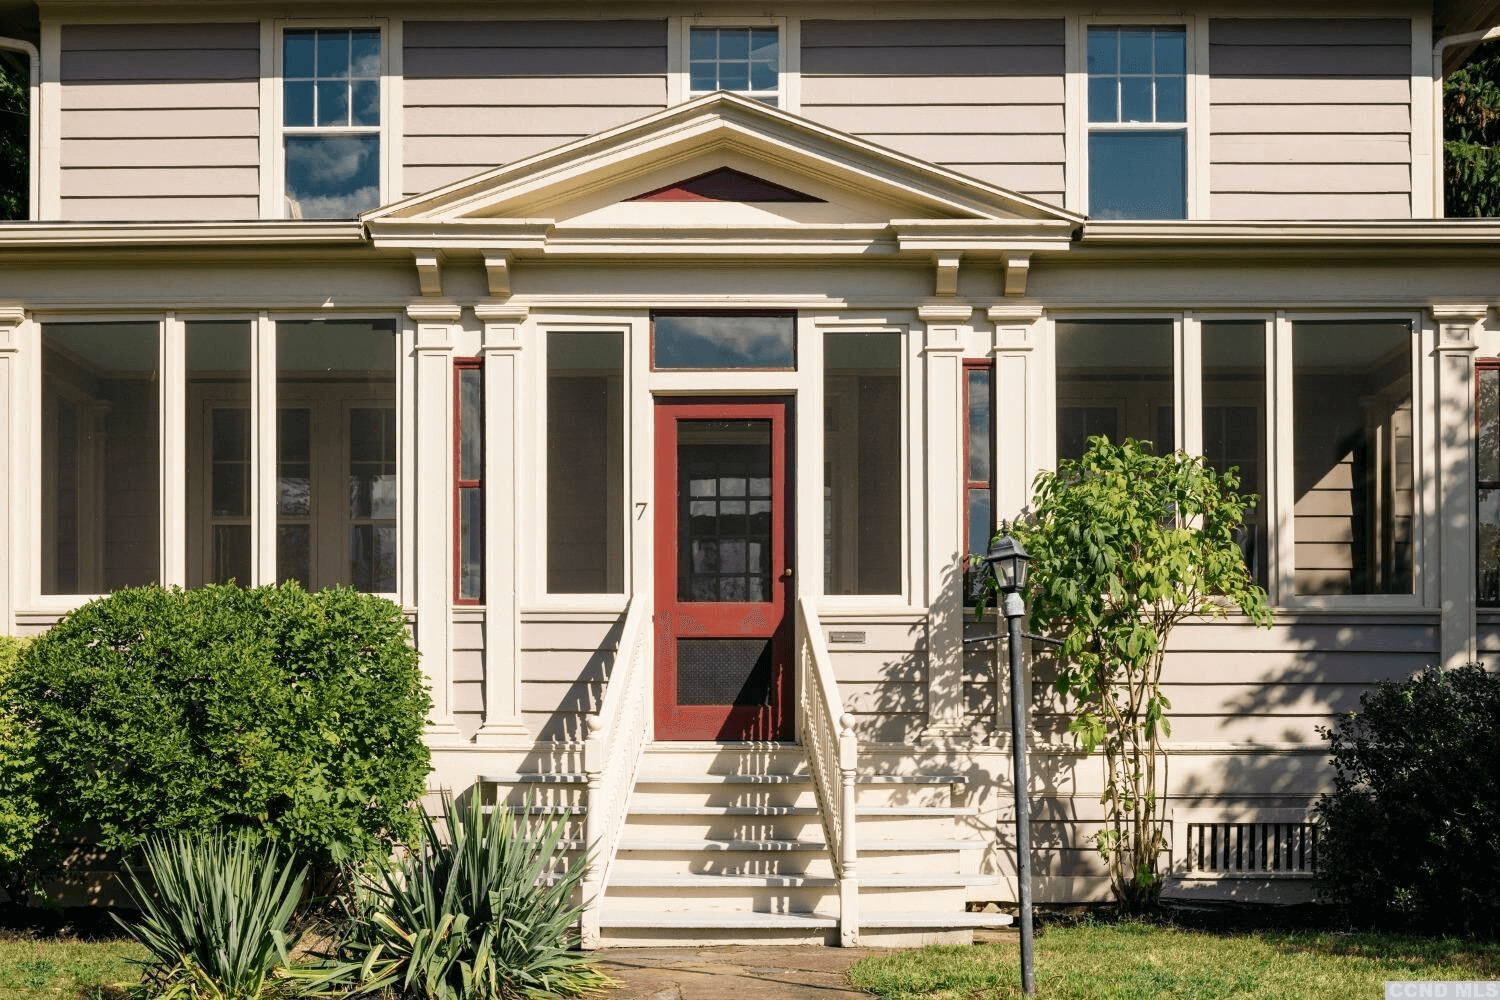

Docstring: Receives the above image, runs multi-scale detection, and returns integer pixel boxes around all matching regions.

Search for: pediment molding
[364,92,1080,263]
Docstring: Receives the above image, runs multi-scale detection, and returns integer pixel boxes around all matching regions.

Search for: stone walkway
[595,946,880,1000]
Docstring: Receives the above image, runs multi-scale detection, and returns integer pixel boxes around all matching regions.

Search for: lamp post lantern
[983,534,1036,996]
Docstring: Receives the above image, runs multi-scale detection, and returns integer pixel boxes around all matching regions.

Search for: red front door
[654,398,793,741]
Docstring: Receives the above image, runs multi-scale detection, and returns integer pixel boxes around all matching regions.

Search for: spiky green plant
[300,792,611,1000]
[114,831,308,1000]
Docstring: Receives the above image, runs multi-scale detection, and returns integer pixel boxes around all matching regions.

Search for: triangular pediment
[364,92,1080,256]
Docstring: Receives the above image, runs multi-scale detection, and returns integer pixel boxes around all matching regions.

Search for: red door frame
[653,397,794,740]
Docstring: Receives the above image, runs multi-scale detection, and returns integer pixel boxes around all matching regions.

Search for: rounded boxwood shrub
[1315,662,1500,936]
[11,583,431,874]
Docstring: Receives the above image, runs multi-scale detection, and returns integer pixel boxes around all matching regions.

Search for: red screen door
[654,398,793,741]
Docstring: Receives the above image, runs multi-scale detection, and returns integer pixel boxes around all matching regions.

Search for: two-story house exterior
[4,0,1500,947]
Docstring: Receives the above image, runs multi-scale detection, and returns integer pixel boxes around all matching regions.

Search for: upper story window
[1086,25,1188,220]
[282,27,382,219]
[689,26,780,105]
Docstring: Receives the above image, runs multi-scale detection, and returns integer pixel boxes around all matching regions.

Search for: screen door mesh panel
[676,638,773,705]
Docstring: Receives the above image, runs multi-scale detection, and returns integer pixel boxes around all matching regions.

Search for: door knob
[781,567,794,580]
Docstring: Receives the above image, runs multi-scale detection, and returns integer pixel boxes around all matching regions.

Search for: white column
[987,305,1045,525]
[0,308,23,633]
[1431,305,1486,669]
[473,303,530,743]
[160,314,187,587]
[410,302,463,741]
[918,302,972,739]
[252,312,276,586]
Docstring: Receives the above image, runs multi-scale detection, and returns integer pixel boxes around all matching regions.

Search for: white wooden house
[3,0,1500,947]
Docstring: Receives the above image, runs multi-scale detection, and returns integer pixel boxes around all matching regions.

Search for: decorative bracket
[483,251,514,299]
[413,251,444,298]
[0,305,24,352]
[933,253,962,297]
[1002,253,1031,298]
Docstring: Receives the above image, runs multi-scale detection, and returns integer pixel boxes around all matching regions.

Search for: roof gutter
[1433,25,1500,217]
[0,36,37,221]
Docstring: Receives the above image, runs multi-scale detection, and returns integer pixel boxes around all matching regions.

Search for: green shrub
[0,635,41,900]
[1315,663,1500,936]
[303,793,612,1000]
[12,583,431,876]
[116,830,307,1000]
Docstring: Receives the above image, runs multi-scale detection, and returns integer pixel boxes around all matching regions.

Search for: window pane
[1156,75,1187,123]
[277,319,398,592]
[1120,28,1154,73]
[316,80,349,127]
[719,28,749,59]
[679,420,773,604]
[1292,321,1413,596]
[653,313,795,369]
[1087,28,1118,74]
[1120,76,1153,122]
[1481,487,1500,604]
[548,332,624,593]
[316,28,349,79]
[1482,367,1500,483]
[690,29,716,60]
[1203,321,1269,590]
[967,488,992,559]
[285,135,379,219]
[351,79,380,127]
[1088,76,1118,123]
[284,29,315,78]
[966,368,992,483]
[1055,320,1173,461]
[350,29,381,78]
[459,487,483,601]
[825,332,902,595]
[186,321,252,587]
[283,80,314,127]
[459,366,483,482]
[688,26,777,94]
[1089,131,1186,220]
[42,322,160,595]
[1155,28,1187,74]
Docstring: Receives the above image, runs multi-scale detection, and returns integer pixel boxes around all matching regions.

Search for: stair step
[857,806,976,817]
[602,910,838,929]
[629,805,819,816]
[478,773,586,784]
[861,912,1014,929]
[619,838,827,852]
[608,874,837,888]
[861,873,1004,888]
[485,805,586,815]
[635,773,810,784]
[860,774,969,785]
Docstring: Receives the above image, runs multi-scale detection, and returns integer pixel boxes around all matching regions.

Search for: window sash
[455,358,484,604]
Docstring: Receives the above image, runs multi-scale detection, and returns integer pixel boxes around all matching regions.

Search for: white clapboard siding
[59,23,261,221]
[401,20,668,198]
[799,19,1066,206]
[1208,19,1412,220]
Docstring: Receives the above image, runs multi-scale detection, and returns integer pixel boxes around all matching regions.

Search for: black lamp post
[983,534,1035,997]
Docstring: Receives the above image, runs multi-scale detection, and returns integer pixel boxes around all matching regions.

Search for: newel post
[837,711,860,947]
[579,716,604,950]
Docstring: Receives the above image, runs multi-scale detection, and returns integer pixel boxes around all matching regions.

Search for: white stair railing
[579,595,651,949]
[795,596,860,947]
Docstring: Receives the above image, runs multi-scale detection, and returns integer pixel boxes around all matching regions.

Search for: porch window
[1202,320,1269,590]
[547,332,624,594]
[455,358,483,604]
[41,322,160,595]
[964,361,994,558]
[825,332,902,596]
[276,319,399,593]
[1292,321,1414,597]
[1479,361,1500,604]
[187,320,253,587]
[1055,319,1175,461]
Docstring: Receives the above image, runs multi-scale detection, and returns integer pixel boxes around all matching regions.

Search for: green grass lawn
[848,923,1500,1000]
[0,937,144,1000]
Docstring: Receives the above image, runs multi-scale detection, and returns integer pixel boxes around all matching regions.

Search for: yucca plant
[114,830,308,1000]
[301,792,611,1000]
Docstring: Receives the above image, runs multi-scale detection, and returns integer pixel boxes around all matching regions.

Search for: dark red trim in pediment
[629,167,824,203]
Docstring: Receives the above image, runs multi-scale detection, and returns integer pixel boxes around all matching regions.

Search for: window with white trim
[1086,25,1188,220]
[688,25,781,105]
[281,27,382,219]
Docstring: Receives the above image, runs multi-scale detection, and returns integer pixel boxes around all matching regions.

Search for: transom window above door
[651,312,795,370]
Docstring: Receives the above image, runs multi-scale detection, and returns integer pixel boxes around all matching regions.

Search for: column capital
[917,302,974,325]
[407,301,462,324]
[474,301,529,324]
[0,306,24,352]
[1430,304,1487,353]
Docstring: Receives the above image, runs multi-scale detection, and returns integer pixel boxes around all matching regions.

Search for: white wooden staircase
[477,596,1013,948]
